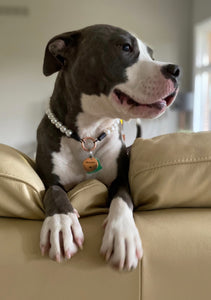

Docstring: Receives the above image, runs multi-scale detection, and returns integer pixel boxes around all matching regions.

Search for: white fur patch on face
[134,36,153,61]
[100,197,143,271]
[111,36,176,119]
[116,49,173,103]
[80,36,177,121]
[40,212,84,262]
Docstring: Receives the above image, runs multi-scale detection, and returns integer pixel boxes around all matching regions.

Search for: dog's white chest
[51,133,122,191]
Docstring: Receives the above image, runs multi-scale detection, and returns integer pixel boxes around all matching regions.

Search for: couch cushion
[135,208,211,300]
[0,144,45,219]
[129,132,211,210]
[0,144,108,219]
[67,180,108,217]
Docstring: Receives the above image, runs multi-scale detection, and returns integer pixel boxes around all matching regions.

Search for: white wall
[0,0,192,155]
[193,0,211,24]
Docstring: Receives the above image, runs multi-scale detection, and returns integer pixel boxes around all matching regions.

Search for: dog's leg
[36,121,84,262]
[100,149,143,271]
[40,185,84,262]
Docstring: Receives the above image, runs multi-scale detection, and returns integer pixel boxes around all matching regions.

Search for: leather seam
[131,158,211,179]
[140,258,142,300]
[68,181,106,198]
[0,173,44,199]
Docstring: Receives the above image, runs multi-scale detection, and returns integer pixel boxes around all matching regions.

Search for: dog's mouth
[112,88,178,118]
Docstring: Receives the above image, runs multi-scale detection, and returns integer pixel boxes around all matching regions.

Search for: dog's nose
[161,64,180,80]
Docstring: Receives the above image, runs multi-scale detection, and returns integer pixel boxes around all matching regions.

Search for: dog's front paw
[40,212,84,262]
[100,198,143,271]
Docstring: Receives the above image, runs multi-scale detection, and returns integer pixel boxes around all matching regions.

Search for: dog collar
[46,107,121,173]
[46,107,120,141]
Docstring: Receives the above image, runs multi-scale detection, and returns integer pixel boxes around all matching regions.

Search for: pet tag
[83,157,99,172]
[87,158,102,174]
[81,137,102,173]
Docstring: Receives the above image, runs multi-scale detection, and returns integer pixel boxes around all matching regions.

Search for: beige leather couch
[1,132,211,300]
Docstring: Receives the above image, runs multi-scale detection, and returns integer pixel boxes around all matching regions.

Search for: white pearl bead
[66,130,72,137]
[60,126,67,133]
[46,107,119,141]
[55,122,62,128]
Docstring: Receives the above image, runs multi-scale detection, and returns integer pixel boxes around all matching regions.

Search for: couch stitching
[0,173,44,201]
[131,157,211,178]
[68,181,107,199]
[133,132,210,146]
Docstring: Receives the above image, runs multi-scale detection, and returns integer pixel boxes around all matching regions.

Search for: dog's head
[43,24,180,121]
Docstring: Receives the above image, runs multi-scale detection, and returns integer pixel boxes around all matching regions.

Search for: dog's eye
[122,43,132,52]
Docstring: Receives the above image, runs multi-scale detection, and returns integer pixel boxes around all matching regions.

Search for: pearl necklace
[46,107,120,139]
[46,106,122,174]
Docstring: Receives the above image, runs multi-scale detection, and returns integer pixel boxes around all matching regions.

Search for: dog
[36,24,180,271]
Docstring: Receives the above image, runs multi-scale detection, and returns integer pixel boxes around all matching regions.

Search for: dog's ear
[43,31,80,76]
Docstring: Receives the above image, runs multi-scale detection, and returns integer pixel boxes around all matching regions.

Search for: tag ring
[81,137,97,152]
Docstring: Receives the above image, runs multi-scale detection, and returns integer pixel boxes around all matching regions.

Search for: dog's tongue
[153,100,167,110]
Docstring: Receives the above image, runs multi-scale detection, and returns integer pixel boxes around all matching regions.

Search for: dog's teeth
[119,95,127,104]
[115,89,140,106]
